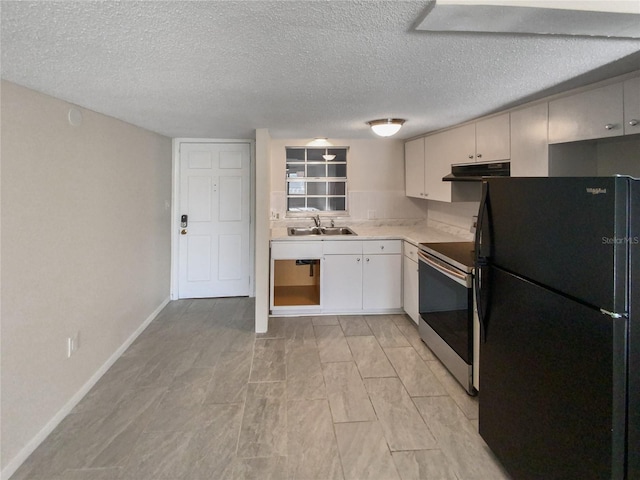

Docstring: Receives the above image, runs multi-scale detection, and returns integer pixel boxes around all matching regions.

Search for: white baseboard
[1,297,170,480]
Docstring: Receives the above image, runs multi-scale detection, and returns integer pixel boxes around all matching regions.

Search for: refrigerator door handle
[600,309,625,319]
[475,181,489,342]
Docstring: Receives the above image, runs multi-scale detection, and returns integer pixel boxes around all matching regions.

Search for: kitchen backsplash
[270,190,479,241]
[270,190,429,222]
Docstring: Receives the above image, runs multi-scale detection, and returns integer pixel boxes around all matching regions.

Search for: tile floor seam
[10,301,510,480]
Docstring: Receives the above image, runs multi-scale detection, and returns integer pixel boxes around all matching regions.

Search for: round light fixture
[367,118,405,137]
[322,154,336,161]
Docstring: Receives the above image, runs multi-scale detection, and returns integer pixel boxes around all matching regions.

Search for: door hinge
[600,309,625,319]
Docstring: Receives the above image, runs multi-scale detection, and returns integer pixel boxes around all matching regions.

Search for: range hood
[443,161,510,182]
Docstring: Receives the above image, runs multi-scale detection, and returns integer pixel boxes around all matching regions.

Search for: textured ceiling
[1,1,639,140]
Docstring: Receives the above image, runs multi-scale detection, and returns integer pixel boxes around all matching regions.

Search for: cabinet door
[624,77,640,136]
[322,255,363,312]
[403,255,419,325]
[510,103,549,177]
[448,123,476,164]
[424,133,451,202]
[475,113,510,162]
[405,137,425,199]
[548,82,624,143]
[363,254,402,311]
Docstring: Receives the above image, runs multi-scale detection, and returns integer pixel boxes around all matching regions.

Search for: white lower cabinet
[322,239,402,314]
[402,242,419,325]
[363,254,402,311]
[322,254,363,312]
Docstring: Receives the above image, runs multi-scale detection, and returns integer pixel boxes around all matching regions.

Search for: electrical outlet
[67,331,80,358]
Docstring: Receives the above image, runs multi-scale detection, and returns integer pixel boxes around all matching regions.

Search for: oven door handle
[418,251,471,287]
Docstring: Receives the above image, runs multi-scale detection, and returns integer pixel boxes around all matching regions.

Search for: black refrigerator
[475,176,638,480]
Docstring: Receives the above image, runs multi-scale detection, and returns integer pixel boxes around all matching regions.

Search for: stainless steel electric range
[417,241,477,395]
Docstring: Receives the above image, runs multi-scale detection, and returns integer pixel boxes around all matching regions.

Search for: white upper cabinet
[624,77,640,136]
[442,123,477,164]
[510,102,549,177]
[404,137,425,199]
[548,83,624,144]
[424,128,463,202]
[475,113,510,162]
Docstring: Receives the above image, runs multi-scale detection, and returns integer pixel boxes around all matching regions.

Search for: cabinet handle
[420,193,424,196]
[476,153,482,159]
[468,154,474,159]
[366,258,370,262]
[357,258,361,262]
[605,123,616,130]
[380,245,384,250]
[629,119,639,127]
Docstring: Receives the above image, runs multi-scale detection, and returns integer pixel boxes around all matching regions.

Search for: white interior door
[178,142,251,298]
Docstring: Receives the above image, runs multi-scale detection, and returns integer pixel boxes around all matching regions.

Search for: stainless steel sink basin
[288,227,322,236]
[287,226,356,236]
[320,226,356,235]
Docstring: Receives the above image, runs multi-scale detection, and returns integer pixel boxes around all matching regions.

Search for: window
[285,147,348,213]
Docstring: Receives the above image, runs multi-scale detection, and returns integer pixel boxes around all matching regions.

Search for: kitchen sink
[287,226,356,236]
[320,226,356,235]
[288,227,322,236]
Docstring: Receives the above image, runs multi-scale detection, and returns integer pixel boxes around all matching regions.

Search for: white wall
[269,138,428,222]
[426,200,479,238]
[1,81,172,477]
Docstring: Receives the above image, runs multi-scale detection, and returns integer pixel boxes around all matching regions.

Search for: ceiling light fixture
[322,154,336,161]
[368,118,405,137]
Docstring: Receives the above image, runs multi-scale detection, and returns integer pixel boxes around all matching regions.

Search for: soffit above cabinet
[417,1,640,38]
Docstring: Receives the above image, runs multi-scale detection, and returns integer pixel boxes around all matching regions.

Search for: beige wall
[1,81,172,475]
[269,138,428,221]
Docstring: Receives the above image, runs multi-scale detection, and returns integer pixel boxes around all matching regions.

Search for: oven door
[418,250,474,373]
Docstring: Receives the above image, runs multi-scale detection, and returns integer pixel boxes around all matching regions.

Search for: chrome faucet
[313,214,321,227]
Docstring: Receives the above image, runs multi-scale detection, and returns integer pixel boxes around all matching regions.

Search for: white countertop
[270,222,473,247]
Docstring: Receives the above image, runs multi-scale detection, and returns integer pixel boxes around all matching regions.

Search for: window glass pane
[307,197,327,211]
[327,182,346,195]
[285,146,348,213]
[327,148,347,162]
[307,149,325,161]
[286,164,305,178]
[288,197,306,210]
[286,148,305,161]
[327,164,346,178]
[307,183,327,195]
[287,181,306,195]
[328,197,346,211]
[307,165,326,177]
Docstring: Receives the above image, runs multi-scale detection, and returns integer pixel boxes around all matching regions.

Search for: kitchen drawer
[271,241,323,259]
[323,240,363,255]
[363,240,401,255]
[403,241,419,262]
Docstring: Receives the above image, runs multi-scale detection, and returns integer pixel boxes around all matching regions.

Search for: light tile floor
[11,298,511,480]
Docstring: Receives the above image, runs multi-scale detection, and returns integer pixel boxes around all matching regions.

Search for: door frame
[171,138,256,300]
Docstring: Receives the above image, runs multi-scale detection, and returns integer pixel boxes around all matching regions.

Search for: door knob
[181,229,187,235]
